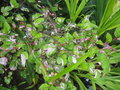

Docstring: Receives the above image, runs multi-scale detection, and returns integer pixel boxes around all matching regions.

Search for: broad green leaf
[57,57,62,65]
[32,13,43,20]
[114,27,120,37]
[33,18,44,29]
[0,15,6,23]
[43,44,56,56]
[61,54,67,65]
[10,0,19,8]
[9,60,18,71]
[55,17,65,23]
[3,21,11,34]
[51,7,58,12]
[15,14,25,21]
[73,32,79,39]
[80,61,89,71]
[34,33,43,38]
[31,30,43,38]
[65,42,74,50]
[96,40,104,45]
[106,33,112,43]
[65,33,73,41]
[97,53,110,74]
[58,37,66,44]
[39,83,50,90]
[1,6,12,16]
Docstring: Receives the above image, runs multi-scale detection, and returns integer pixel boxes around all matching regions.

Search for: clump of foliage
[0,0,120,90]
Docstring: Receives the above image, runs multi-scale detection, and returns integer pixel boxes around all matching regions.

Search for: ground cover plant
[0,0,120,90]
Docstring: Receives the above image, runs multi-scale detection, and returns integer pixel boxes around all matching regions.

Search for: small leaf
[3,21,11,34]
[39,83,50,90]
[73,32,79,39]
[114,27,120,37]
[57,57,62,65]
[32,13,43,20]
[73,46,79,56]
[1,6,12,16]
[72,56,77,63]
[10,0,19,8]
[15,14,25,21]
[96,40,104,45]
[33,18,44,26]
[55,17,65,23]
[0,57,8,66]
[21,52,28,67]
[61,54,67,65]
[106,33,112,43]
[58,37,66,44]
[43,44,56,56]
[65,33,73,41]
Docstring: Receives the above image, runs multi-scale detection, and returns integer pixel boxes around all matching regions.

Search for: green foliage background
[0,0,120,90]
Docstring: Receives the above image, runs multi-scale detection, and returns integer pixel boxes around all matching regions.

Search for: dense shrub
[0,0,120,90]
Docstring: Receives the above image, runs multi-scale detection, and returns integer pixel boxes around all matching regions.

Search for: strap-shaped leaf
[65,0,88,22]
[96,0,107,24]
[98,10,120,36]
[99,0,116,28]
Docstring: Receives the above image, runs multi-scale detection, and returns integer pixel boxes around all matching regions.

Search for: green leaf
[96,40,104,45]
[57,57,62,65]
[55,17,65,23]
[27,0,35,3]
[97,0,120,36]
[73,46,79,56]
[47,51,90,82]
[15,14,25,21]
[65,33,73,41]
[58,37,66,44]
[73,32,79,39]
[65,0,89,22]
[61,54,67,65]
[21,52,28,67]
[43,44,56,56]
[33,18,44,29]
[32,13,43,20]
[39,83,50,90]
[34,33,43,39]
[22,52,28,59]
[80,61,89,71]
[51,7,58,12]
[10,0,19,8]
[106,33,112,43]
[3,21,11,34]
[97,53,110,74]
[114,27,120,37]
[95,0,107,25]
[109,53,120,63]
[71,73,88,90]
[1,6,12,16]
